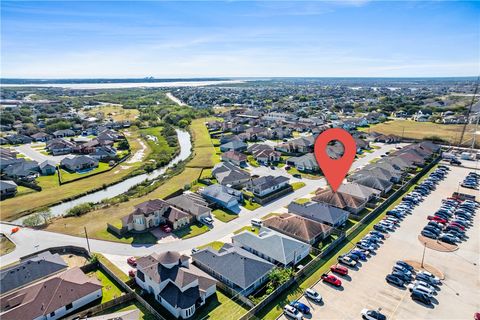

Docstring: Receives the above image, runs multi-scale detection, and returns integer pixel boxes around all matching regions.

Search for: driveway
[277,165,479,320]
[0,142,405,268]
[14,143,69,164]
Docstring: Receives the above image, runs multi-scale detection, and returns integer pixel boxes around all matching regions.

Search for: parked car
[283,305,303,320]
[350,250,367,261]
[330,264,349,276]
[395,261,414,272]
[321,274,342,287]
[338,255,357,267]
[290,301,310,314]
[305,288,322,302]
[417,271,441,284]
[407,284,434,297]
[160,224,172,233]
[386,274,404,287]
[128,269,136,277]
[361,309,387,320]
[191,248,200,254]
[202,216,214,225]
[411,289,432,305]
[127,257,137,266]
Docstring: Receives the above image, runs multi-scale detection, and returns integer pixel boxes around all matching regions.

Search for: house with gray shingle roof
[232,228,310,267]
[200,184,243,210]
[212,162,251,187]
[287,201,349,227]
[60,155,98,172]
[135,251,216,319]
[192,243,274,296]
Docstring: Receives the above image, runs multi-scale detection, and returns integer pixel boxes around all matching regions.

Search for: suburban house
[0,267,102,320]
[221,151,247,167]
[313,185,373,214]
[275,136,314,154]
[231,228,310,267]
[263,213,333,244]
[30,132,51,142]
[246,175,290,197]
[46,138,76,155]
[248,144,281,164]
[39,160,57,175]
[212,162,251,187]
[121,199,192,232]
[52,129,75,138]
[166,192,212,222]
[220,140,247,152]
[0,180,17,199]
[286,153,320,172]
[350,175,393,195]
[0,251,68,294]
[134,251,216,319]
[200,184,243,210]
[192,243,275,296]
[60,155,99,172]
[2,160,40,181]
[287,201,349,227]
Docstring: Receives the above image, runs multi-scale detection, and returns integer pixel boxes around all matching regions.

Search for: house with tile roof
[135,251,216,319]
[313,183,378,214]
[192,243,274,296]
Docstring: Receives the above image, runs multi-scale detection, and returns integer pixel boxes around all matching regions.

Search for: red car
[427,216,447,224]
[127,257,137,266]
[321,274,342,287]
[161,224,172,233]
[330,264,349,276]
[449,222,465,230]
[128,269,136,278]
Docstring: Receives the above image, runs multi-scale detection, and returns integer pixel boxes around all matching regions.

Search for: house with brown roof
[0,267,102,320]
[263,213,333,244]
[313,183,376,214]
[221,150,247,167]
[135,251,216,319]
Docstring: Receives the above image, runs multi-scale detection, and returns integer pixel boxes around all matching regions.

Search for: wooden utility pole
[84,226,91,253]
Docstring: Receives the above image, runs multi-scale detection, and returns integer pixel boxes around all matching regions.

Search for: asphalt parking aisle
[278,165,479,320]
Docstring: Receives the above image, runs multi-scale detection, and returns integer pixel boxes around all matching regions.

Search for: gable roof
[287,153,319,170]
[313,188,365,210]
[232,228,309,265]
[132,199,169,216]
[287,201,349,226]
[350,175,393,192]
[192,243,274,290]
[200,184,242,204]
[1,251,68,294]
[263,213,332,243]
[212,162,250,185]
[166,193,211,217]
[249,175,289,192]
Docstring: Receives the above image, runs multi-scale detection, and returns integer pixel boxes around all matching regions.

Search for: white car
[338,255,357,267]
[412,280,436,292]
[361,308,386,320]
[408,284,434,297]
[283,305,303,319]
[305,288,322,302]
[202,216,214,225]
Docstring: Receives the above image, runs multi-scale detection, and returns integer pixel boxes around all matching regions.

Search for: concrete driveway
[14,143,68,164]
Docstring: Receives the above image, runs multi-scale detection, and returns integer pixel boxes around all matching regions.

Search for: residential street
[14,143,69,164]
[0,143,405,266]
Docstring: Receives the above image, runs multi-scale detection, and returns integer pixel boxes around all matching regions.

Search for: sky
[1,1,479,78]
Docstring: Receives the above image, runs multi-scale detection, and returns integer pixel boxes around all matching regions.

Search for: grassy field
[291,182,306,190]
[87,269,125,303]
[86,105,139,122]
[212,208,238,222]
[139,126,178,164]
[0,234,15,256]
[1,128,149,221]
[187,117,221,168]
[360,120,478,147]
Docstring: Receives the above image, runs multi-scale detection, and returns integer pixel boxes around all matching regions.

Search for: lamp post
[421,242,427,268]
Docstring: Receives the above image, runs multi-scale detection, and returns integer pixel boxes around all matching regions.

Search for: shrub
[65,203,93,217]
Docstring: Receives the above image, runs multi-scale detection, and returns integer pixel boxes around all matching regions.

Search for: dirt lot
[279,165,479,320]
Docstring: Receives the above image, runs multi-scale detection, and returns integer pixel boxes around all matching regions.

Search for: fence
[64,293,135,320]
[215,281,255,308]
[239,155,441,320]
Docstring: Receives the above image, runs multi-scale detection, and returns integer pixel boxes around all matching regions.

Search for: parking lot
[279,165,479,320]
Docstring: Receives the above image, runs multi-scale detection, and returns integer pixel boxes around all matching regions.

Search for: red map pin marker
[314,128,356,192]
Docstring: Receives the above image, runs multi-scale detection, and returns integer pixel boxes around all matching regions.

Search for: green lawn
[243,201,261,211]
[212,208,239,223]
[95,301,156,320]
[261,212,282,220]
[91,228,158,245]
[0,234,16,256]
[194,289,249,320]
[293,198,310,204]
[198,241,225,251]
[247,155,260,167]
[95,253,130,282]
[60,162,111,183]
[88,269,125,303]
[139,126,177,165]
[233,225,260,235]
[16,186,37,197]
[173,223,210,239]
[291,182,305,190]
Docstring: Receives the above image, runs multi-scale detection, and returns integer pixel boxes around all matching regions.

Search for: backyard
[87,268,125,303]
